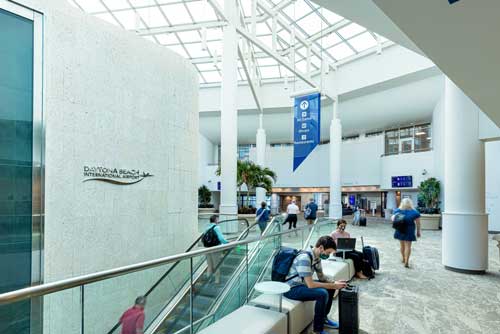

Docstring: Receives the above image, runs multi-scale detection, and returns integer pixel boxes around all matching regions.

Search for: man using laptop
[331,219,368,279]
[284,236,347,334]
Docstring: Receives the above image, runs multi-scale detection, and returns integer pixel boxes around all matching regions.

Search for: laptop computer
[336,238,356,252]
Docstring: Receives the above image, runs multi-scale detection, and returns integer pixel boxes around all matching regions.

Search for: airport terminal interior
[1,0,500,333]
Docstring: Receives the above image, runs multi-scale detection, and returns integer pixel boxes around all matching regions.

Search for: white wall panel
[13,0,199,332]
[486,141,500,232]
[380,151,435,190]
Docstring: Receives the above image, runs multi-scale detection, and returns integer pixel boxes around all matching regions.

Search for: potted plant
[216,161,277,216]
[417,177,441,230]
[198,185,215,213]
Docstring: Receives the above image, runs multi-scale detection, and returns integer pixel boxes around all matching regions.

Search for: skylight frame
[70,0,390,86]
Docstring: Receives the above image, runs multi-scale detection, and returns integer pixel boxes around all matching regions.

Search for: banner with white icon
[293,93,321,171]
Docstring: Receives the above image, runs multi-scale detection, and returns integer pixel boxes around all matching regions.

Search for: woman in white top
[283,200,299,230]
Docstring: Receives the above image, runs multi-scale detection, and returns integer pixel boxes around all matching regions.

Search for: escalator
[152,216,285,334]
[107,215,334,334]
[106,218,253,334]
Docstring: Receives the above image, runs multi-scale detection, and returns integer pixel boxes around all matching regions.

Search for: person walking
[391,198,421,268]
[331,220,368,279]
[353,205,361,225]
[304,198,318,226]
[119,296,146,334]
[255,201,271,234]
[202,215,228,283]
[283,236,347,334]
[283,200,299,230]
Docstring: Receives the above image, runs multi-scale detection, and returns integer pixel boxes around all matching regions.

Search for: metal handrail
[106,218,250,334]
[173,216,335,334]
[170,216,285,334]
[303,217,337,250]
[149,220,259,333]
[148,216,278,333]
[0,218,330,305]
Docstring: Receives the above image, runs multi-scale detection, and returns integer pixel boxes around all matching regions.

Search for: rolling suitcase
[359,216,367,226]
[361,237,380,271]
[338,284,359,334]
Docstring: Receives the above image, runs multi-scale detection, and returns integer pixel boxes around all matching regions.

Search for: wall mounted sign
[293,93,321,171]
[391,176,413,188]
[83,166,153,185]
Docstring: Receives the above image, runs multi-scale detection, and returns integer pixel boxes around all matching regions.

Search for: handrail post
[245,243,249,303]
[301,228,304,248]
[80,285,85,334]
[189,258,194,334]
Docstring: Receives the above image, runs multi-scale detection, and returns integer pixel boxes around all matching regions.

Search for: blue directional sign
[392,176,413,188]
[293,93,321,171]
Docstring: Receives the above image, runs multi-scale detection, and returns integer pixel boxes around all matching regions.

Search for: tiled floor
[304,219,500,334]
[198,215,500,334]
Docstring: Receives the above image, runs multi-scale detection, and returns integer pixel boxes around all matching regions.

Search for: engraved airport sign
[83,166,153,185]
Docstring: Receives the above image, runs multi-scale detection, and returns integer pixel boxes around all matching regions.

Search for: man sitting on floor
[284,236,347,334]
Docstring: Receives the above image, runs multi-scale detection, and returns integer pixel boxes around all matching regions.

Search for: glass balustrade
[0,216,336,334]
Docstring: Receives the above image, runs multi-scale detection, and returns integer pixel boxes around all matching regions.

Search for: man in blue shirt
[305,198,319,226]
[284,236,347,334]
[204,215,228,284]
[256,201,271,234]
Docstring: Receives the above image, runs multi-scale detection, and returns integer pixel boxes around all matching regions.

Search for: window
[237,145,251,161]
[385,130,399,155]
[384,124,432,155]
[414,124,432,151]
[399,127,414,153]
[342,135,359,142]
[366,131,383,137]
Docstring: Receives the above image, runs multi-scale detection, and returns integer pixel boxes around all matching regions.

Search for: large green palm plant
[216,161,277,207]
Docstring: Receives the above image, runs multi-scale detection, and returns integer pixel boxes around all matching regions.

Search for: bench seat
[251,294,314,334]
[316,258,355,281]
[198,305,287,334]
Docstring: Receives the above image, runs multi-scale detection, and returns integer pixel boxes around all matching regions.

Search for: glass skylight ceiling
[68,0,389,85]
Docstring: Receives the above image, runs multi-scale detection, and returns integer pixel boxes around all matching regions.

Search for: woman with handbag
[391,198,421,268]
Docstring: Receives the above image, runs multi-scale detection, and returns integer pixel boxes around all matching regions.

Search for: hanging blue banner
[293,93,321,171]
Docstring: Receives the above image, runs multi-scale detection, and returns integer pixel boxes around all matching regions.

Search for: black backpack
[392,213,407,232]
[202,226,220,247]
[271,247,312,282]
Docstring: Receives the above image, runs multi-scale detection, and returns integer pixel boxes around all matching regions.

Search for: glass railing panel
[84,258,196,334]
[35,287,82,334]
[153,244,247,334]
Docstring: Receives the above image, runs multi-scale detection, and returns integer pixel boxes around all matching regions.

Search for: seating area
[199,257,355,334]
[197,220,500,334]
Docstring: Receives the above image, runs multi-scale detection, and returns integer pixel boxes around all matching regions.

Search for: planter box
[420,214,441,230]
[198,208,216,214]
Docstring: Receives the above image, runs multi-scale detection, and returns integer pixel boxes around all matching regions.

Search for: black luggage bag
[359,216,367,226]
[361,237,380,271]
[338,284,359,334]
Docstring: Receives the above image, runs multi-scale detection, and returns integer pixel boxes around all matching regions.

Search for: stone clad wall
[13,0,199,333]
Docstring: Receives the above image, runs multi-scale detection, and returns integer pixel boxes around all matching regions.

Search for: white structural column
[329,100,343,219]
[386,191,397,210]
[256,114,267,206]
[219,0,239,232]
[442,78,488,273]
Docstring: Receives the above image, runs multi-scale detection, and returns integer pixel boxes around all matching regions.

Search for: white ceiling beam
[136,21,226,36]
[208,0,227,21]
[237,26,318,89]
[238,46,263,112]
